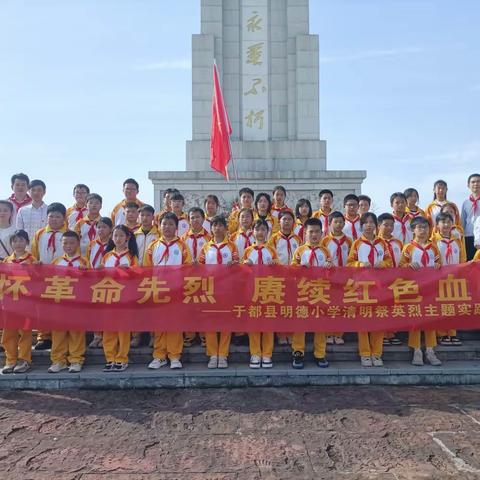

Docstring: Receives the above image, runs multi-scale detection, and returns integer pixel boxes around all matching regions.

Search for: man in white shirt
[16,179,49,243]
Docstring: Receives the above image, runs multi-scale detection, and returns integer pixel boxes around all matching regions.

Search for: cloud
[320,47,426,63]
[133,59,191,71]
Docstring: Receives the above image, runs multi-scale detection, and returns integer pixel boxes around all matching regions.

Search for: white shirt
[16,202,49,245]
[0,225,15,259]
[462,197,480,237]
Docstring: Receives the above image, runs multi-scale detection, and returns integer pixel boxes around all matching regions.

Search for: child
[170,192,190,237]
[49,231,89,373]
[390,192,413,244]
[378,213,404,346]
[321,211,352,345]
[358,195,371,216]
[463,174,480,260]
[254,192,279,239]
[199,215,238,368]
[400,216,442,366]
[228,187,255,234]
[124,202,141,233]
[291,218,333,369]
[347,212,392,367]
[100,225,139,371]
[230,208,255,260]
[294,198,312,241]
[144,212,191,369]
[404,188,426,219]
[439,204,465,241]
[313,189,334,236]
[0,201,15,261]
[271,185,292,219]
[111,178,144,226]
[8,173,32,223]
[1,230,35,374]
[426,179,461,227]
[342,194,361,241]
[203,195,220,233]
[154,188,180,225]
[66,184,90,229]
[15,179,48,243]
[31,202,68,350]
[74,193,103,256]
[433,212,466,346]
[134,205,159,264]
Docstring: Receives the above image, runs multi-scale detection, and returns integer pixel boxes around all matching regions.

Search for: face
[113,228,129,248]
[11,236,28,253]
[140,211,154,229]
[305,225,322,244]
[254,225,268,243]
[279,214,294,234]
[358,200,370,214]
[30,185,46,202]
[123,183,138,201]
[0,204,12,224]
[469,176,480,195]
[87,198,102,217]
[97,222,112,240]
[406,192,418,208]
[239,211,253,230]
[12,179,28,197]
[320,194,333,209]
[298,203,310,218]
[189,211,204,231]
[205,199,218,216]
[273,189,285,206]
[379,219,394,237]
[392,197,406,215]
[256,196,269,214]
[442,206,456,218]
[413,222,430,241]
[74,187,89,205]
[438,218,453,236]
[125,207,139,224]
[330,217,345,234]
[47,211,65,230]
[171,199,184,213]
[211,222,226,239]
[362,217,377,236]
[240,193,253,208]
[160,218,177,239]
[62,236,79,256]
[164,193,172,208]
[344,199,359,217]
[434,183,447,200]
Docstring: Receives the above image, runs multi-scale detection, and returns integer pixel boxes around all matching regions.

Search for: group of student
[2,172,480,375]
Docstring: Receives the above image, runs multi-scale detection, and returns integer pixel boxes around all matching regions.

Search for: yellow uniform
[203,216,215,234]
[343,215,361,242]
[293,218,306,242]
[227,207,241,235]
[74,215,101,256]
[253,212,279,239]
[134,225,160,266]
[379,236,403,268]
[271,205,293,219]
[425,200,461,226]
[230,229,255,261]
[392,214,413,244]
[268,231,302,266]
[321,233,352,267]
[406,206,427,219]
[110,198,144,226]
[176,213,190,237]
[66,204,88,230]
[181,228,211,263]
[312,209,332,236]
[85,239,109,269]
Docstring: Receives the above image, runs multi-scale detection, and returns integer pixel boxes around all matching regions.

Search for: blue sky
[1,0,479,213]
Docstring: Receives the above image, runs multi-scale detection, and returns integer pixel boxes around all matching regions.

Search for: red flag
[210,62,232,179]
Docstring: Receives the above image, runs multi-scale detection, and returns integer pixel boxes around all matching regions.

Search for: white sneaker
[277,337,288,346]
[249,355,261,369]
[425,349,442,366]
[412,349,424,366]
[13,360,31,374]
[261,357,273,368]
[130,335,141,348]
[2,364,15,374]
[371,356,384,367]
[326,336,334,345]
[88,335,102,349]
[170,359,183,369]
[68,363,82,373]
[207,356,218,369]
[148,358,168,369]
[48,363,68,373]
[334,336,345,345]
[360,356,373,367]
[217,356,228,368]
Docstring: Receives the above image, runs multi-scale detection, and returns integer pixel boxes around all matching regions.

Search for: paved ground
[0,386,480,479]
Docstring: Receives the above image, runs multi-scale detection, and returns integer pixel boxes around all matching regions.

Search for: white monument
[149,0,366,210]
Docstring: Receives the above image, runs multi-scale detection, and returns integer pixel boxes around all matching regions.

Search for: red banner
[1,263,480,332]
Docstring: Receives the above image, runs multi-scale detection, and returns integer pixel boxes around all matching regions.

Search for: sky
[0,0,479,213]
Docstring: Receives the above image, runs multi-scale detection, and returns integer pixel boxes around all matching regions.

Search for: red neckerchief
[11,253,33,264]
[383,238,397,268]
[9,193,32,210]
[441,238,455,264]
[158,239,178,265]
[47,231,59,255]
[188,231,206,260]
[85,216,100,241]
[212,242,228,264]
[239,230,252,250]
[280,233,295,263]
[254,245,265,265]
[307,246,321,266]
[112,251,130,267]
[72,205,87,223]
[411,241,433,267]
[345,216,360,239]
[92,240,108,268]
[331,235,347,266]
[64,255,81,267]
[360,237,382,266]
[393,214,409,240]
[470,195,480,216]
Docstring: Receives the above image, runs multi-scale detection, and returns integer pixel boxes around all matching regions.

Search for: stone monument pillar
[149,0,366,211]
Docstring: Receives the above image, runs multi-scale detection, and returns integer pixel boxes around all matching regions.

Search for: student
[203,195,220,233]
[170,192,190,237]
[400,216,442,366]
[16,179,48,243]
[437,204,465,241]
[243,219,278,368]
[230,208,255,260]
[74,193,103,256]
[390,192,413,244]
[1,230,35,374]
[134,205,159,264]
[199,215,238,368]
[155,188,179,225]
[404,188,426,219]
[294,198,312,241]
[254,192,279,239]
[8,173,32,223]
[271,186,292,219]
[342,194,361,241]
[111,178,144,226]
[228,187,255,234]
[321,211,352,346]
[378,212,404,346]
[313,189,334,236]
[347,212,392,367]
[0,201,15,261]
[66,184,90,229]
[101,225,139,372]
[358,195,372,216]
[49,231,89,373]
[182,207,211,264]
[31,202,68,350]
[464,174,480,260]
[124,202,141,233]
[291,217,333,369]
[144,212,191,370]
[426,179,461,227]
[433,212,466,346]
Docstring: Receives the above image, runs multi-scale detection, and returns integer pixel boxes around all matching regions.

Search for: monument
[149,0,366,210]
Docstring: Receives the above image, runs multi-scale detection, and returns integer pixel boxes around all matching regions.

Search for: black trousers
[465,236,476,261]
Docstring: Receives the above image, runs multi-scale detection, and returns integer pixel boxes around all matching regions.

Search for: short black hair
[319,189,333,198]
[188,207,205,218]
[87,193,102,204]
[204,194,219,206]
[47,202,66,217]
[253,218,269,231]
[170,192,185,203]
[403,188,419,199]
[124,202,139,210]
[343,194,359,206]
[279,210,295,221]
[436,212,454,224]
[239,187,254,198]
[73,184,90,194]
[123,178,139,190]
[378,213,394,224]
[160,212,179,227]
[254,193,272,212]
[304,217,322,230]
[211,215,227,228]
[468,173,480,184]
[390,192,407,206]
[328,211,345,222]
[360,212,378,227]
[358,194,371,206]
[29,179,46,191]
[11,173,30,187]
[164,188,179,197]
[139,205,155,215]
[410,216,430,229]
[273,185,286,196]
[9,229,29,245]
[295,198,312,219]
[62,230,80,241]
[98,217,113,229]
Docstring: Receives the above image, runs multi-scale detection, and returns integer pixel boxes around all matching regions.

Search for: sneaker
[390,336,402,346]
[2,364,15,374]
[425,349,442,366]
[34,339,52,351]
[183,338,193,348]
[316,357,329,368]
[68,363,82,373]
[277,337,289,346]
[360,356,373,367]
[170,359,183,369]
[102,362,114,372]
[88,335,102,349]
[130,335,142,348]
[261,357,273,368]
[48,363,68,373]
[292,351,304,369]
[200,336,206,347]
[440,336,451,346]
[326,336,334,345]
[13,360,31,374]
[218,356,228,369]
[450,336,462,346]
[113,362,129,371]
[334,336,344,345]
[383,338,391,346]
[207,356,218,369]
[371,356,384,367]
[148,358,168,370]
[249,355,261,369]
[412,349,424,366]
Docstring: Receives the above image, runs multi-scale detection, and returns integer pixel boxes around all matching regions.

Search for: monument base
[148,169,367,211]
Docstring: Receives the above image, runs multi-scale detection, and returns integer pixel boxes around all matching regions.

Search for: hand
[325,261,334,269]
[410,263,421,271]
[434,263,441,270]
